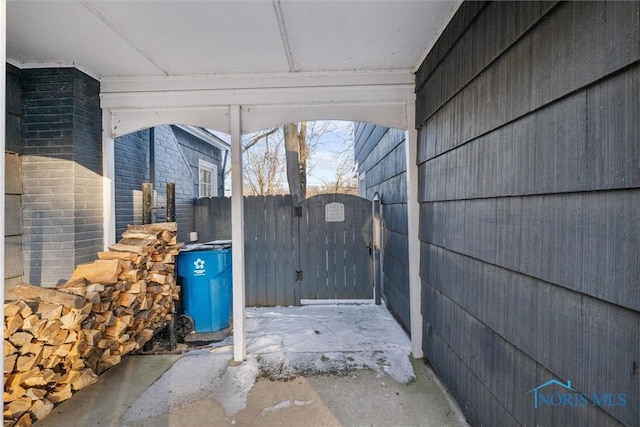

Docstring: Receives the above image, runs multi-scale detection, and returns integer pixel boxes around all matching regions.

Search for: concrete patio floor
[36,305,468,427]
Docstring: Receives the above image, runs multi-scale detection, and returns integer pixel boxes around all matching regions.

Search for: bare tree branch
[243,127,279,151]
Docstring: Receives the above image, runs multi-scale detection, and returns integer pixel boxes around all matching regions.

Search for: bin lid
[180,240,232,252]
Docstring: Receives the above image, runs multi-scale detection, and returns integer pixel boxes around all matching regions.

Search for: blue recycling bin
[177,244,232,334]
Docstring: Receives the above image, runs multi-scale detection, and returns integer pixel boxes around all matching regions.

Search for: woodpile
[4,223,183,426]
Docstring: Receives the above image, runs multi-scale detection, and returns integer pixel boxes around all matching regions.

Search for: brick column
[21,68,102,287]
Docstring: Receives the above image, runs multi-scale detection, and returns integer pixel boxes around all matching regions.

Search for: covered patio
[2,0,461,361]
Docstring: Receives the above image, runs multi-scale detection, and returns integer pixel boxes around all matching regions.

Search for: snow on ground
[121,303,413,423]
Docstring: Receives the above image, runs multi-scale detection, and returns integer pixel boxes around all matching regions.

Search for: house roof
[7,1,460,80]
[175,125,231,151]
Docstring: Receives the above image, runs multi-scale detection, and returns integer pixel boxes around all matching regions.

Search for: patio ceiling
[7,0,459,80]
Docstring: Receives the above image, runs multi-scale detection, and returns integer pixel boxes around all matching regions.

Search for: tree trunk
[298,122,307,200]
[284,123,303,199]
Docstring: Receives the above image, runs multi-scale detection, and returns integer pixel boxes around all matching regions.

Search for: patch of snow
[300,299,375,305]
[293,400,313,406]
[261,400,291,415]
[122,303,413,423]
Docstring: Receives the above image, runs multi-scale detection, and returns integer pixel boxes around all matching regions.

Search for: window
[199,159,218,198]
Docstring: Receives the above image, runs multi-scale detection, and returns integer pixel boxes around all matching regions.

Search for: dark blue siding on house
[114,125,223,244]
[114,129,150,239]
[354,123,410,331]
[416,1,640,426]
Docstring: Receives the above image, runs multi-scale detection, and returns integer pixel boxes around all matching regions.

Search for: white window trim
[198,159,218,198]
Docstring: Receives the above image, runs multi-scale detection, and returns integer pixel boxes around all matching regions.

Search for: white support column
[230,105,246,362]
[405,101,423,358]
[102,110,116,249]
[1,0,7,384]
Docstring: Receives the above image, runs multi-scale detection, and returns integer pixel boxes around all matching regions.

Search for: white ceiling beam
[101,84,414,111]
[101,70,414,93]
[242,102,408,133]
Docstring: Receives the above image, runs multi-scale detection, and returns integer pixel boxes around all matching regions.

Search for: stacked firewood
[3,223,182,426]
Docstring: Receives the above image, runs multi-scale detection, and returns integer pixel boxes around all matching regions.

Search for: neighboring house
[114,125,228,243]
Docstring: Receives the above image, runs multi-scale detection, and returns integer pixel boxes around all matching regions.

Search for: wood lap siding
[354,123,411,331]
[416,2,640,426]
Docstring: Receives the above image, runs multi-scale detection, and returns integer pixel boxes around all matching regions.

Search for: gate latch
[295,270,303,282]
[367,242,376,256]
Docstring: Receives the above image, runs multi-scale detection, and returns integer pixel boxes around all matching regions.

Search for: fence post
[373,192,382,305]
[142,183,153,225]
[166,182,175,222]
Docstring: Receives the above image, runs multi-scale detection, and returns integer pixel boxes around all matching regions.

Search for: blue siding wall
[354,123,410,331]
[114,125,223,243]
[415,2,639,425]
[114,129,150,239]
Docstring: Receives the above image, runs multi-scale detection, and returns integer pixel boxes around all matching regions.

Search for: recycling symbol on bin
[193,258,206,274]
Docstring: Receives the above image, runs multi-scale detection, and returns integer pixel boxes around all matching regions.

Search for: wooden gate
[298,194,373,301]
[194,194,376,306]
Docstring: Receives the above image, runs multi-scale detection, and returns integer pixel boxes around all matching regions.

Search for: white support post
[102,111,116,249]
[230,105,246,362]
[1,0,7,389]
[405,101,423,358]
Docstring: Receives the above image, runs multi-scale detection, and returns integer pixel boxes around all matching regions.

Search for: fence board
[244,196,258,306]
[343,195,357,299]
[306,196,325,299]
[265,197,277,305]
[283,195,296,306]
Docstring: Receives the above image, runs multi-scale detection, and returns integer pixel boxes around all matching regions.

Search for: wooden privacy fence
[194,194,379,306]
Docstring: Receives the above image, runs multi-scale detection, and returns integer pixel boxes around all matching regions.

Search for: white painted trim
[100,84,414,111]
[230,105,246,362]
[109,107,230,138]
[1,0,7,387]
[102,111,116,249]
[107,102,411,136]
[175,125,230,151]
[5,59,101,80]
[197,159,217,199]
[242,102,409,133]
[100,70,415,93]
[405,101,423,358]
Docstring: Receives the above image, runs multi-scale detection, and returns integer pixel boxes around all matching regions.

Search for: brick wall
[20,68,103,287]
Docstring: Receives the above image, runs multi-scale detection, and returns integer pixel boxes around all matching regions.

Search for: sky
[121,303,413,424]
[211,120,356,194]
